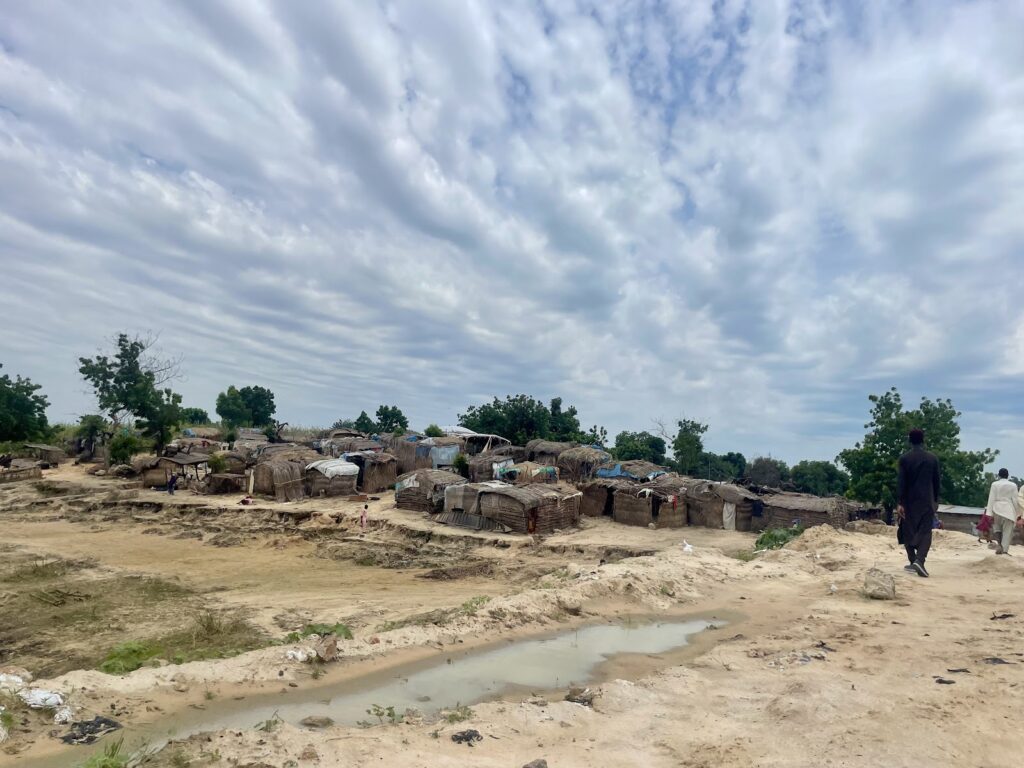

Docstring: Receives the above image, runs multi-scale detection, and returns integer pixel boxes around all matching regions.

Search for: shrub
[206,453,228,473]
[108,433,145,465]
[755,525,805,550]
[423,424,444,437]
[452,453,469,478]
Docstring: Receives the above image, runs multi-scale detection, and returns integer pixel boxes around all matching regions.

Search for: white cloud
[1,0,1023,467]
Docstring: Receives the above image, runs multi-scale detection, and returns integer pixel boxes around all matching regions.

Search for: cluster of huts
[121,424,865,538]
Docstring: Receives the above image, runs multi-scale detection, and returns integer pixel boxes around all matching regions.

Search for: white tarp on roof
[306,459,359,478]
[441,426,477,436]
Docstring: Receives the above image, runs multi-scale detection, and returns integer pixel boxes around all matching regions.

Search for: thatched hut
[303,459,358,498]
[556,446,613,483]
[343,451,398,494]
[22,443,67,466]
[476,484,581,534]
[611,474,694,528]
[525,440,577,466]
[755,492,859,531]
[580,477,636,518]
[683,481,759,531]
[212,450,248,474]
[490,444,529,463]
[252,462,304,501]
[385,435,433,475]
[496,461,559,484]
[322,437,382,458]
[205,473,247,494]
[437,481,513,532]
[394,469,467,514]
[467,453,515,482]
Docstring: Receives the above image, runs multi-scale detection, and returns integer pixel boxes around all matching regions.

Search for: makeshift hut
[525,440,577,466]
[496,461,559,485]
[595,460,666,482]
[556,446,613,483]
[170,437,226,455]
[135,456,165,488]
[158,453,210,486]
[418,436,464,469]
[611,475,695,528]
[322,437,382,458]
[468,453,515,482]
[580,477,635,518]
[205,473,247,494]
[304,459,359,498]
[490,444,529,463]
[343,451,398,493]
[211,450,248,474]
[253,461,305,501]
[395,469,467,514]
[22,443,67,466]
[755,492,860,531]
[462,433,513,456]
[327,428,366,440]
[233,431,269,460]
[385,435,433,475]
[475,484,581,534]
[438,481,512,532]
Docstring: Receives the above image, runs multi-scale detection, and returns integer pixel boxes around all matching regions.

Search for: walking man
[984,469,1021,555]
[897,428,941,577]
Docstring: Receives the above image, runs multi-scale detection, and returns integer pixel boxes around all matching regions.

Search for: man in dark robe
[897,428,941,577]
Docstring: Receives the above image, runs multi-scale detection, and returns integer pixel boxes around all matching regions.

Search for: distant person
[984,469,1021,555]
[360,503,368,531]
[167,474,178,496]
[897,428,941,577]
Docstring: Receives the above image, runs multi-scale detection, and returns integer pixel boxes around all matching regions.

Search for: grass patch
[79,737,128,768]
[98,611,265,675]
[754,525,805,551]
[442,704,473,723]
[284,622,353,643]
[458,596,489,616]
[732,549,758,562]
[4,557,76,582]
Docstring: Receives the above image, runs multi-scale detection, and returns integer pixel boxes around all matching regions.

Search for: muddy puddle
[31,617,723,766]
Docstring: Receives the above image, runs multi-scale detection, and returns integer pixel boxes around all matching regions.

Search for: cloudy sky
[2,0,1023,468]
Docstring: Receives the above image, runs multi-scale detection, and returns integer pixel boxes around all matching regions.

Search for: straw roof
[526,439,577,457]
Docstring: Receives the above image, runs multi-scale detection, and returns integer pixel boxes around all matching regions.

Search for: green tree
[109,432,145,465]
[354,410,377,434]
[79,333,184,454]
[672,419,708,475]
[585,425,609,446]
[790,460,849,496]
[180,407,209,425]
[700,451,747,480]
[612,431,666,464]
[837,388,997,509]
[375,405,408,434]
[78,333,180,428]
[459,394,552,445]
[239,386,276,427]
[215,386,250,427]
[75,415,108,455]
[331,418,357,430]
[0,364,50,441]
[548,397,583,442]
[746,457,790,487]
[137,388,182,453]
[423,424,445,437]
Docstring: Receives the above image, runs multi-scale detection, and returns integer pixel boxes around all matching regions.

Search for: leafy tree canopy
[331,418,356,430]
[612,431,666,464]
[215,385,276,428]
[79,333,183,453]
[790,460,849,497]
[837,388,996,508]
[458,395,602,446]
[423,424,445,437]
[353,410,377,434]
[672,419,708,475]
[0,364,50,441]
[746,456,791,487]
[700,451,747,481]
[180,407,209,425]
[375,405,409,434]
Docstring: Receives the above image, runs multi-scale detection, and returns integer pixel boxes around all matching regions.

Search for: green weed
[754,525,805,551]
[79,737,128,768]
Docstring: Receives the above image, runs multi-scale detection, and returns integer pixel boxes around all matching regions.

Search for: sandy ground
[2,465,1023,768]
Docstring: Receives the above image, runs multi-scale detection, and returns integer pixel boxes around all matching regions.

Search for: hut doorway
[651,495,662,522]
[602,488,615,517]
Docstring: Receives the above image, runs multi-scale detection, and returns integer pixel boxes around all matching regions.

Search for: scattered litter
[946,668,971,674]
[451,729,484,746]
[60,716,122,745]
[285,647,315,663]
[815,641,837,653]
[20,689,64,709]
[53,704,74,724]
[829,583,838,594]
[0,672,28,693]
[990,613,1015,621]
[982,657,1011,665]
[0,705,7,744]
[313,634,339,662]
[933,677,956,685]
[681,540,694,554]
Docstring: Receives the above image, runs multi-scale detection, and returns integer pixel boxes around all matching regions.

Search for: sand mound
[785,525,851,552]
[965,553,1021,574]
